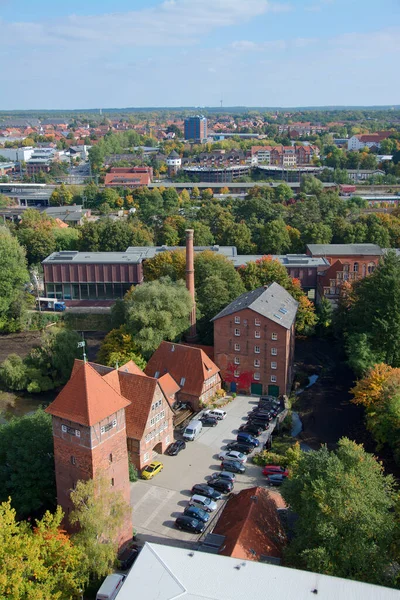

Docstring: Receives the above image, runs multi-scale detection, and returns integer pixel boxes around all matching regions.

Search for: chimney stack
[185,229,197,340]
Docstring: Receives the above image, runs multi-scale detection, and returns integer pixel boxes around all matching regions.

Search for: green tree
[53,227,81,251]
[0,228,29,331]
[124,278,193,357]
[221,221,256,254]
[17,227,56,264]
[301,222,332,245]
[70,477,131,580]
[97,326,146,370]
[281,438,398,586]
[0,500,86,599]
[50,183,73,206]
[0,410,55,518]
[300,174,324,195]
[258,219,291,254]
[191,221,214,245]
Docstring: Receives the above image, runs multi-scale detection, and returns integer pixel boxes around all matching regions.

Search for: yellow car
[141,461,164,480]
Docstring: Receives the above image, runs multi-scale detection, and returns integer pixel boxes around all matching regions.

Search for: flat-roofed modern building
[184,115,208,143]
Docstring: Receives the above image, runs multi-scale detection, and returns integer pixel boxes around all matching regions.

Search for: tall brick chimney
[185,229,197,340]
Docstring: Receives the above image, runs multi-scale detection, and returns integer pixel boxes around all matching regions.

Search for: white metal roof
[117,543,399,600]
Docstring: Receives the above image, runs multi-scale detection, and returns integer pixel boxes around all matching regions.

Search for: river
[0,389,56,424]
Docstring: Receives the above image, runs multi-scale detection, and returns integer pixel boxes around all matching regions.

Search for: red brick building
[45,359,132,545]
[212,283,298,397]
[306,243,383,303]
[104,167,153,188]
[145,341,221,411]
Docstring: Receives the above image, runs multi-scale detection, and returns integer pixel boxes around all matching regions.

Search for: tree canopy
[281,438,398,587]
[97,326,147,370]
[0,227,29,331]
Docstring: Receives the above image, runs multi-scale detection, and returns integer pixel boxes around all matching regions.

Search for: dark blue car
[184,505,210,523]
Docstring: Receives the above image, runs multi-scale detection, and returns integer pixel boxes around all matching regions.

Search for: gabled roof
[212,282,298,330]
[212,487,286,562]
[45,360,130,426]
[118,371,158,439]
[118,360,147,376]
[145,342,220,397]
[307,243,383,257]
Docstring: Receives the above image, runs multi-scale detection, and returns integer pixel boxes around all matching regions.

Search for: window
[70,456,76,466]
[255,330,260,338]
[254,372,260,380]
[234,328,240,336]
[180,377,186,386]
[234,369,240,378]
[144,452,149,461]
[234,316,240,324]
[367,262,375,274]
[150,417,155,426]
[254,345,260,354]
[271,375,277,383]
[109,453,113,463]
[254,359,260,367]
[271,348,277,355]
[234,357,240,365]
[271,361,277,369]
[165,435,170,445]
[154,371,160,378]
[234,343,240,351]
[111,478,115,487]
[353,262,359,273]
[255,318,260,326]
[272,333,278,340]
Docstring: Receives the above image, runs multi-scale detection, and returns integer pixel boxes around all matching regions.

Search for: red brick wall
[43,262,143,285]
[213,308,294,396]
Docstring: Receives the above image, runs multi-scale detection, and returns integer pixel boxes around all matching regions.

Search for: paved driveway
[130,395,274,546]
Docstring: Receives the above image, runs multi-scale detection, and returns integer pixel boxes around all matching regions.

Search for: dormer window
[180,377,186,386]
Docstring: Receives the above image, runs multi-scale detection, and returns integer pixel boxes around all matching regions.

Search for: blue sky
[0,0,399,109]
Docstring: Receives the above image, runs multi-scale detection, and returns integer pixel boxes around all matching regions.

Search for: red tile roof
[144,341,220,397]
[117,371,158,439]
[212,487,287,562]
[45,360,130,426]
[118,361,146,376]
[158,373,180,400]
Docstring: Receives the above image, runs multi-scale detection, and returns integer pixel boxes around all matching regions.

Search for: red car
[262,465,289,477]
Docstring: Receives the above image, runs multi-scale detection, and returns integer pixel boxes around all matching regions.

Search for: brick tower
[45,359,132,546]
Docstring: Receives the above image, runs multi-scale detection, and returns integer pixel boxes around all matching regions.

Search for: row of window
[145,421,169,443]
[143,436,170,463]
[71,452,113,466]
[235,316,261,326]
[100,419,117,435]
[150,410,165,427]
[233,371,277,383]
[46,282,133,301]
[234,329,278,340]
[151,399,162,411]
[234,357,277,367]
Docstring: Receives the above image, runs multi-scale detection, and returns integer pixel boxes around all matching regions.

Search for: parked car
[200,415,218,427]
[221,460,246,474]
[141,461,163,480]
[262,465,289,477]
[184,505,210,523]
[189,494,218,512]
[118,545,140,570]
[249,410,272,421]
[165,440,186,456]
[218,450,247,464]
[191,483,222,501]
[226,442,254,454]
[246,419,269,431]
[208,478,233,494]
[237,432,259,447]
[209,471,236,483]
[266,474,287,486]
[238,423,262,436]
[204,409,227,420]
[175,515,205,533]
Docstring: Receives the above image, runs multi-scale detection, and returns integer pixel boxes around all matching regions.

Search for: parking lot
[130,395,275,546]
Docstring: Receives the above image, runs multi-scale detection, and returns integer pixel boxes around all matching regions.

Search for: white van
[183,419,202,441]
[206,409,227,420]
[96,574,125,600]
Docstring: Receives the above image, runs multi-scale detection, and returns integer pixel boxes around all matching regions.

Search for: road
[131,394,275,547]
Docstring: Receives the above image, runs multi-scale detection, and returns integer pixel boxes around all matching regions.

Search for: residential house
[347,132,392,151]
[145,341,221,411]
[213,283,298,397]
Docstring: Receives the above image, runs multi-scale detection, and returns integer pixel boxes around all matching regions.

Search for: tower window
[109,453,113,463]
[111,478,115,487]
[70,456,76,466]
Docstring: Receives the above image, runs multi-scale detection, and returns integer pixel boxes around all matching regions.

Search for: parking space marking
[141,489,176,529]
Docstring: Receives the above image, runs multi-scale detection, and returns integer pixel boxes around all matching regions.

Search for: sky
[0,0,399,110]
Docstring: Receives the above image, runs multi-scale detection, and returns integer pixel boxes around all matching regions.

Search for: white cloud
[0,0,291,48]
[304,0,334,12]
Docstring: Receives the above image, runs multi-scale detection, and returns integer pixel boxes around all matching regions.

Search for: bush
[252,450,288,467]
[128,460,138,482]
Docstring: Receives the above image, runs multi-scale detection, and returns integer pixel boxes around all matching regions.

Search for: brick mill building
[212,283,298,397]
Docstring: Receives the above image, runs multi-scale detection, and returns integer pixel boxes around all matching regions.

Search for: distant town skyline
[1,0,399,110]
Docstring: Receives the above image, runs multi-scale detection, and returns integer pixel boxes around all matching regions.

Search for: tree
[192,186,200,200]
[191,221,214,246]
[281,438,398,586]
[0,500,86,599]
[50,183,73,206]
[301,222,332,245]
[0,410,55,519]
[0,227,29,331]
[124,278,193,357]
[53,227,81,251]
[300,174,324,195]
[258,219,291,254]
[70,477,131,579]
[17,227,57,264]
[143,249,186,282]
[221,221,256,254]
[97,326,146,370]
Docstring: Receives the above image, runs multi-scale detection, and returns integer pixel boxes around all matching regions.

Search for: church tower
[45,360,132,546]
